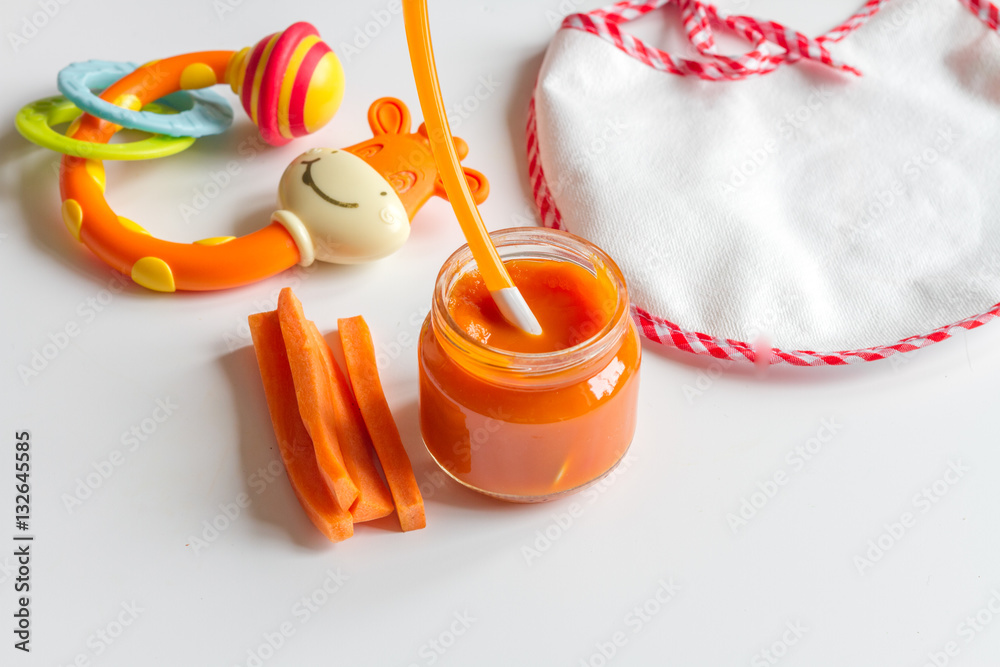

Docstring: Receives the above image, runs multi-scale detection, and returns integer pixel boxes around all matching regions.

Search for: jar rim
[430,227,631,379]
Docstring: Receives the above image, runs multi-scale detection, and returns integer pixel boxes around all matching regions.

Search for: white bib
[530,0,1000,365]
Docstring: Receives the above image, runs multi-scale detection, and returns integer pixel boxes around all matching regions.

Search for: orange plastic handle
[402,0,512,293]
[59,52,300,292]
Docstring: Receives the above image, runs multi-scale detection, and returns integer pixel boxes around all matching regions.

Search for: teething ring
[57,60,233,138]
[17,95,194,161]
[59,24,343,292]
[60,52,305,291]
[58,22,348,291]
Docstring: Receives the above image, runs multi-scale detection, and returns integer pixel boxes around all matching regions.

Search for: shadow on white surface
[219,344,333,550]
[503,49,547,201]
[9,127,123,285]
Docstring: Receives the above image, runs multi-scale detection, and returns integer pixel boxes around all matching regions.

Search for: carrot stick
[306,321,395,523]
[338,316,426,531]
[277,288,359,511]
[248,311,353,542]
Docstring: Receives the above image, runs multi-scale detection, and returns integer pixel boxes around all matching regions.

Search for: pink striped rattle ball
[227,21,345,146]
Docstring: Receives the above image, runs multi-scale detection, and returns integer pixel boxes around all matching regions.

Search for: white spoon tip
[493,287,543,336]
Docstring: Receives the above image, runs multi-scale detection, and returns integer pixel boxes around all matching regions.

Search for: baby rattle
[57,25,487,292]
[58,22,344,291]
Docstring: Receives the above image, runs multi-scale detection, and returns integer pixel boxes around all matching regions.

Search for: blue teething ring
[57,60,233,138]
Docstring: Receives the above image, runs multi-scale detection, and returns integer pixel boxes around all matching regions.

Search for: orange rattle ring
[59,23,345,292]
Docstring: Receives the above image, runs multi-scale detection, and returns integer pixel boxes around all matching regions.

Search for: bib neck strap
[563,0,999,81]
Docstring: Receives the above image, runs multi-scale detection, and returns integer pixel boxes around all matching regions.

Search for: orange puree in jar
[419,228,641,502]
[448,259,619,354]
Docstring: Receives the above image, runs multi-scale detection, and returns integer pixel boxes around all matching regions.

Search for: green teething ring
[15,95,195,160]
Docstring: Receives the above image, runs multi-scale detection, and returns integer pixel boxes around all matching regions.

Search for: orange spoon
[402,0,542,336]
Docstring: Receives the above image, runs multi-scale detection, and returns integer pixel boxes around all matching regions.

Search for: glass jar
[418,227,641,502]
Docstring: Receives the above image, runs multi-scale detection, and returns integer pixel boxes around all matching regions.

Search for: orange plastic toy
[58,22,346,292]
[61,83,488,290]
[344,97,488,221]
[270,97,489,266]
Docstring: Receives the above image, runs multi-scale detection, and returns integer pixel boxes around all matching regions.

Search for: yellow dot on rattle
[61,199,83,242]
[117,216,150,235]
[194,236,236,246]
[112,94,142,111]
[84,160,105,192]
[180,63,218,90]
[131,257,176,292]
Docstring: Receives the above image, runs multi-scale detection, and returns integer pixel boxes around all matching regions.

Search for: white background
[2,0,999,665]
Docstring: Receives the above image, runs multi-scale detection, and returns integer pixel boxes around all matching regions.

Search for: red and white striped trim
[630,302,1000,366]
[959,0,1000,29]
[561,0,875,80]
[562,0,998,82]
[527,88,999,366]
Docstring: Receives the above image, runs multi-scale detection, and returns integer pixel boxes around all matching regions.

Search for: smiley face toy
[272,147,410,264]
[270,97,489,268]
